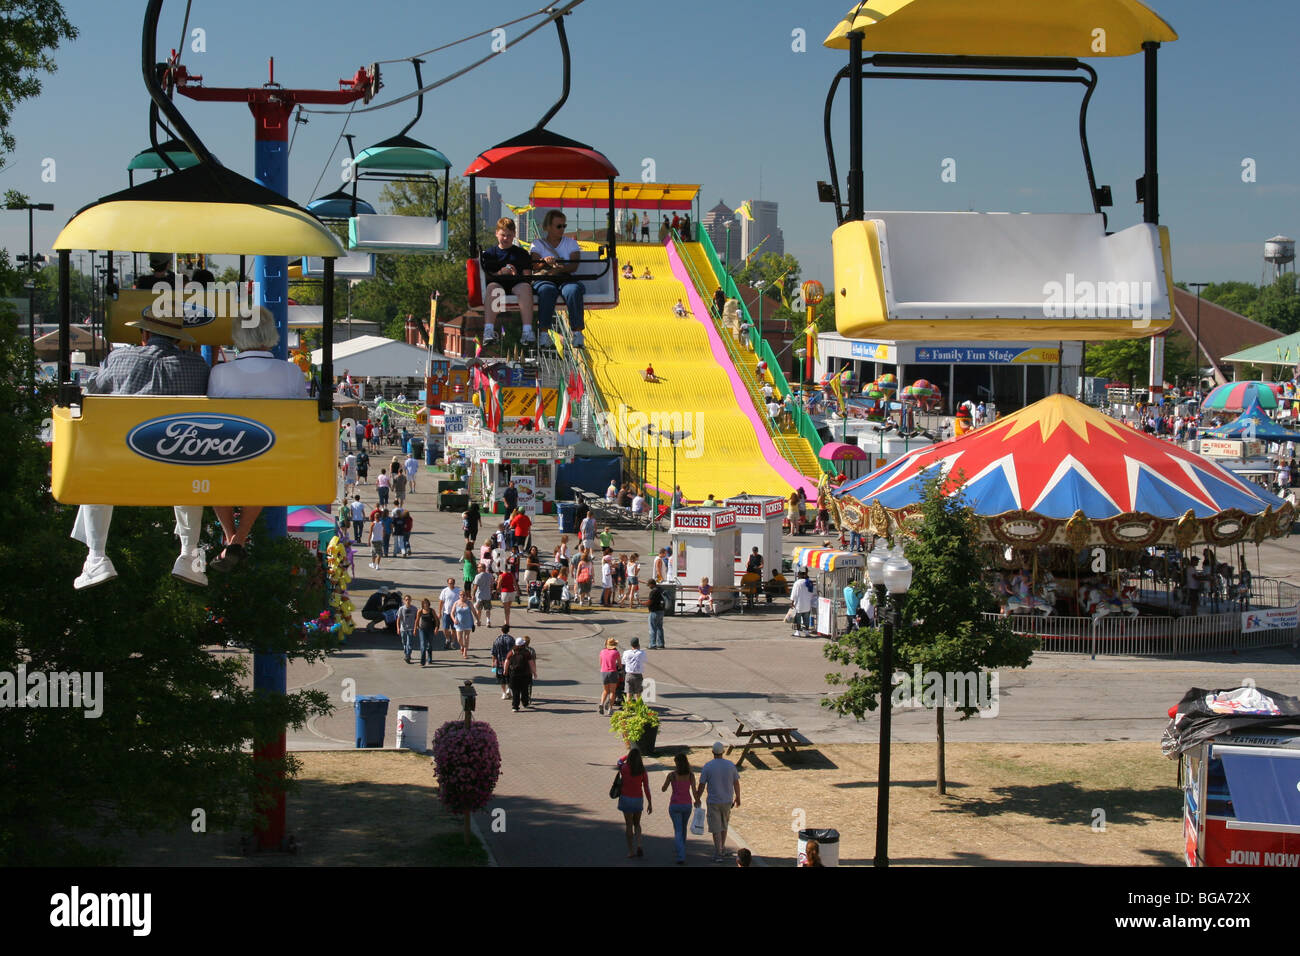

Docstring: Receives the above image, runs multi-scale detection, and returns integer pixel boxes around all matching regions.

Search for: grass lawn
[712,742,1182,866]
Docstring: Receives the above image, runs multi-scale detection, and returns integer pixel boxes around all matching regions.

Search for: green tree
[293,176,482,343]
[824,476,1036,794]
[1201,280,1261,318]
[0,316,334,863]
[736,251,801,306]
[1247,274,1300,335]
[1084,334,1192,388]
[0,3,77,158]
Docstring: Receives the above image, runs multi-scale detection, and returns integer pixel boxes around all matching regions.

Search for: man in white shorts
[497,565,518,628]
[695,741,742,863]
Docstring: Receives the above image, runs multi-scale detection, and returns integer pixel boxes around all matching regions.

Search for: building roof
[1221,330,1300,367]
[310,334,442,378]
[528,181,700,210]
[1169,286,1283,383]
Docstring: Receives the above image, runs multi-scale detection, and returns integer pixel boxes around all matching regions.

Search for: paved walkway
[271,437,1300,866]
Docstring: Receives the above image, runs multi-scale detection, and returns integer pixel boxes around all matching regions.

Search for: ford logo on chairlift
[139,299,217,328]
[126,414,275,465]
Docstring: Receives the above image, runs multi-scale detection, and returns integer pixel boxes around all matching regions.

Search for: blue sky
[4,0,1298,288]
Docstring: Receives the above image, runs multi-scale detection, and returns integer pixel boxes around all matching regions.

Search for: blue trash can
[557,501,577,534]
[354,695,390,748]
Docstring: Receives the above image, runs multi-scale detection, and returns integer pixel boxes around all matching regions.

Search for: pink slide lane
[665,241,817,497]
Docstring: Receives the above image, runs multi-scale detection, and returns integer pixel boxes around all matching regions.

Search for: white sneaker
[572,331,585,348]
[521,328,536,344]
[74,555,117,590]
[171,553,208,587]
[483,328,496,343]
[502,690,510,699]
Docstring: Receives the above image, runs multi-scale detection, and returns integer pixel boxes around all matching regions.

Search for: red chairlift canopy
[464,128,617,181]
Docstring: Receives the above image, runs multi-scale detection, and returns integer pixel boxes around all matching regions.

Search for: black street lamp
[865,539,912,868]
[665,429,691,516]
[1189,282,1208,395]
[7,200,54,363]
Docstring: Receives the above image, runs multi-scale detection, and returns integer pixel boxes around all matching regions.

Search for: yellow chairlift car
[821,0,1178,342]
[50,36,344,507]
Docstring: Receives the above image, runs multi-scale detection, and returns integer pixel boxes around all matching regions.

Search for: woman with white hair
[207,306,310,570]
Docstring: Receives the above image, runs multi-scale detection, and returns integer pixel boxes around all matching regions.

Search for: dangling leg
[172,505,208,586]
[72,505,117,589]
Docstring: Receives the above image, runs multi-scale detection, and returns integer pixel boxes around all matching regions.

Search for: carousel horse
[1080,581,1139,620]
[999,572,1057,616]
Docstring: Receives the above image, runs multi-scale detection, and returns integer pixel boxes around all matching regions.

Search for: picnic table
[722,711,808,767]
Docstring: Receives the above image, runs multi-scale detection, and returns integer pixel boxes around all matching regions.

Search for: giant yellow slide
[577,243,817,500]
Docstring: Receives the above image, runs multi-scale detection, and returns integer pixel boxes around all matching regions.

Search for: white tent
[310,334,435,380]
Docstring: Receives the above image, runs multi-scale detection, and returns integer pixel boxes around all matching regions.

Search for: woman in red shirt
[617,748,653,858]
[509,508,532,551]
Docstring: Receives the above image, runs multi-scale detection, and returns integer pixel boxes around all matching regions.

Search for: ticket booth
[791,546,866,639]
[724,494,785,585]
[670,507,739,614]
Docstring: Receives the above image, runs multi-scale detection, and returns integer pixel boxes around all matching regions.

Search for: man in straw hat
[70,309,211,589]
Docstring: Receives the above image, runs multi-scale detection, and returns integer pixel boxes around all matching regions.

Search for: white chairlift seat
[832,211,1174,341]
[481,249,619,311]
[349,214,447,254]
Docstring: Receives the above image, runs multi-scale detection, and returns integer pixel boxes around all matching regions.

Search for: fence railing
[692,225,835,475]
[987,606,1294,658]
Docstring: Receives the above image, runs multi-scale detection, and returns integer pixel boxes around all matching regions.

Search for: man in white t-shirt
[348,495,367,541]
[343,452,358,496]
[530,209,586,348]
[438,577,461,648]
[621,637,647,701]
[404,455,419,492]
[631,491,646,515]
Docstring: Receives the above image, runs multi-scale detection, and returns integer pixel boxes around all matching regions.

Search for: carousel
[832,395,1298,654]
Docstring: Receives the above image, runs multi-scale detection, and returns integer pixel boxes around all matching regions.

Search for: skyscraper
[704,200,741,263]
[476,181,502,231]
[738,199,783,259]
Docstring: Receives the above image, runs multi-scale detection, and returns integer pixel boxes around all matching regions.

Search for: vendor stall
[447,424,575,515]
[791,547,866,639]
[670,507,739,614]
[1164,685,1300,867]
[724,494,785,586]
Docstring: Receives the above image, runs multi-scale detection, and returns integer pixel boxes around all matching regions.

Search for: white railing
[987,607,1297,657]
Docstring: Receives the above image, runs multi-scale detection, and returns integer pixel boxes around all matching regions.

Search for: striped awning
[528,181,700,210]
[792,547,865,571]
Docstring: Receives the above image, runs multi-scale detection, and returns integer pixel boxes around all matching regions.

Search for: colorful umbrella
[1203,381,1279,411]
[1203,394,1300,442]
[835,395,1289,546]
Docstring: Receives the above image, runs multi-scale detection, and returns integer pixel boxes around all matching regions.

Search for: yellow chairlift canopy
[54,164,345,258]
[528,181,701,211]
[825,0,1177,57]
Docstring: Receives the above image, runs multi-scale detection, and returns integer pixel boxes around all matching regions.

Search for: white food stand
[446,423,574,515]
[724,494,785,585]
[670,507,739,614]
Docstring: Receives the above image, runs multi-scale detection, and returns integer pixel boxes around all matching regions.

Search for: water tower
[1264,235,1295,283]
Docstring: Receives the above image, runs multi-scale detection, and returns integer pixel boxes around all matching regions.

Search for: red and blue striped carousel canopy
[836,394,1283,520]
